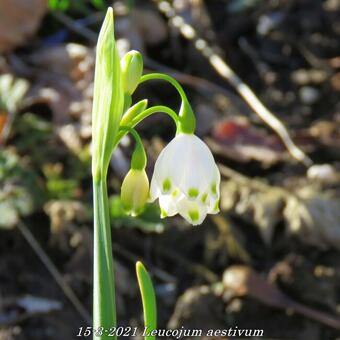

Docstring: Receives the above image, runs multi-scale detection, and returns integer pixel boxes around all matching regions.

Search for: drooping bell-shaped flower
[149,133,220,225]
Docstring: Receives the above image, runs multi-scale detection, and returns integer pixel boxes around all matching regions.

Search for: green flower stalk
[139,73,196,134]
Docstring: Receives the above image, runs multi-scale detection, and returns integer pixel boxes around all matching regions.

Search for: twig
[17,221,92,325]
[118,232,219,283]
[113,242,177,283]
[144,57,256,120]
[155,244,219,284]
[144,56,240,101]
[151,0,313,167]
[50,11,97,43]
[210,215,251,263]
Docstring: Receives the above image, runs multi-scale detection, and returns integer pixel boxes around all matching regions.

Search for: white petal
[149,176,160,202]
[206,166,221,213]
[159,193,180,217]
[175,134,219,196]
[207,197,220,214]
[150,135,184,194]
[209,164,221,199]
[160,134,191,187]
[176,196,207,226]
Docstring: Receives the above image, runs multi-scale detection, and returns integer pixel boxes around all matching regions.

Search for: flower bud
[121,99,148,126]
[121,169,149,216]
[121,50,143,95]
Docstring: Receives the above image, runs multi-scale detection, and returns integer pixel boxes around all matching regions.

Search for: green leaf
[14,113,52,165]
[92,0,105,9]
[48,0,70,10]
[136,261,157,340]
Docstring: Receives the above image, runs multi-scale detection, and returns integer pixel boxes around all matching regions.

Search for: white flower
[149,133,220,225]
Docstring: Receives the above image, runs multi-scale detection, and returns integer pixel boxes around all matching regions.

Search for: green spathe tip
[92,6,124,181]
[97,8,114,56]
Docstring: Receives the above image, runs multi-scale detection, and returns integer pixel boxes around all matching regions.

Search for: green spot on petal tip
[188,188,199,198]
[171,190,179,198]
[201,193,208,204]
[160,208,168,218]
[213,199,220,212]
[189,210,199,222]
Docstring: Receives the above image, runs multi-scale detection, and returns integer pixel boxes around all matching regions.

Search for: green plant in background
[0,150,45,229]
[91,7,220,339]
[48,0,105,11]
[0,74,29,143]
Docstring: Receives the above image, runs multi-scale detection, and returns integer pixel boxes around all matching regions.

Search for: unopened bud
[121,169,149,216]
[121,50,143,95]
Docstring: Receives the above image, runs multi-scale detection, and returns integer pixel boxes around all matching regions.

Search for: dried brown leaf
[209,118,286,166]
[223,265,340,330]
[219,165,340,249]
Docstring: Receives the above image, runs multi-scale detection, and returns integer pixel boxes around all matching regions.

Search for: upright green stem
[119,126,147,170]
[93,179,117,340]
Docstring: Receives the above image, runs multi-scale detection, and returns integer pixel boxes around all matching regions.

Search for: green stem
[140,73,189,103]
[93,179,116,340]
[114,105,179,147]
[119,126,144,148]
[119,126,147,170]
[131,105,179,126]
[140,73,196,134]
